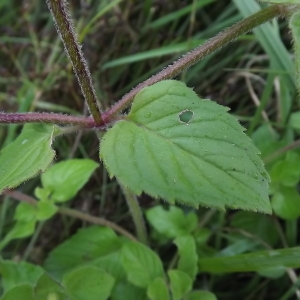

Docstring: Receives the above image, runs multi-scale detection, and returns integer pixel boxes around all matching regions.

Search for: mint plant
[1,0,300,299]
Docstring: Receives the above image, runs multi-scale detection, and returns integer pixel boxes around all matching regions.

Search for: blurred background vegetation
[0,0,299,299]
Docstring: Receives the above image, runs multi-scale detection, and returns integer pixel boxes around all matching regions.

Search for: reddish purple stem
[0,112,98,128]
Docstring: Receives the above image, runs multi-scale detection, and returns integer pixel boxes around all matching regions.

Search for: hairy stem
[102,4,285,121]
[121,185,148,245]
[0,112,96,128]
[4,190,137,242]
[46,0,102,125]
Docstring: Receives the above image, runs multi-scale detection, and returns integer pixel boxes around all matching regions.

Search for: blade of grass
[199,247,300,273]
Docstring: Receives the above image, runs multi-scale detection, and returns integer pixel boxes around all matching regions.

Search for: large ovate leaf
[0,124,55,194]
[100,80,270,212]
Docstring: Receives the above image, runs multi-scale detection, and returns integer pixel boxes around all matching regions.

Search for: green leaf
[168,270,192,300]
[272,186,300,220]
[270,152,300,187]
[0,202,38,250]
[63,266,115,300]
[34,187,51,201]
[0,220,36,251]
[41,159,99,202]
[185,291,217,300]
[34,273,66,300]
[111,281,146,300]
[0,284,35,300]
[147,278,170,300]
[14,202,37,222]
[289,112,300,135]
[0,124,55,194]
[100,80,270,213]
[44,226,122,280]
[251,124,284,159]
[174,235,198,280]
[146,206,197,239]
[36,199,58,221]
[0,260,43,292]
[198,247,300,273]
[120,242,165,288]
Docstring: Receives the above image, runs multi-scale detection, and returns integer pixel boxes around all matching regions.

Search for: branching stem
[4,190,138,242]
[46,0,102,125]
[0,112,96,127]
[0,4,290,128]
[103,4,286,121]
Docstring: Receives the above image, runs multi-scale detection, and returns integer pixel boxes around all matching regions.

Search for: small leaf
[0,260,43,292]
[289,111,300,132]
[100,80,270,213]
[0,124,55,194]
[111,281,146,300]
[272,186,300,220]
[290,11,300,93]
[44,226,122,280]
[185,291,217,300]
[270,152,300,187]
[34,272,66,300]
[120,242,164,288]
[198,247,300,273]
[146,206,197,239]
[63,266,115,300]
[0,284,35,300]
[174,235,198,280]
[147,278,170,300]
[36,200,58,221]
[168,270,192,300]
[41,159,99,202]
[0,220,36,251]
[14,202,37,222]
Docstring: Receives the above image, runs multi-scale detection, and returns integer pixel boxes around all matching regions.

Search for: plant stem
[4,190,137,242]
[121,185,148,245]
[102,4,285,121]
[46,0,102,125]
[0,112,96,127]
